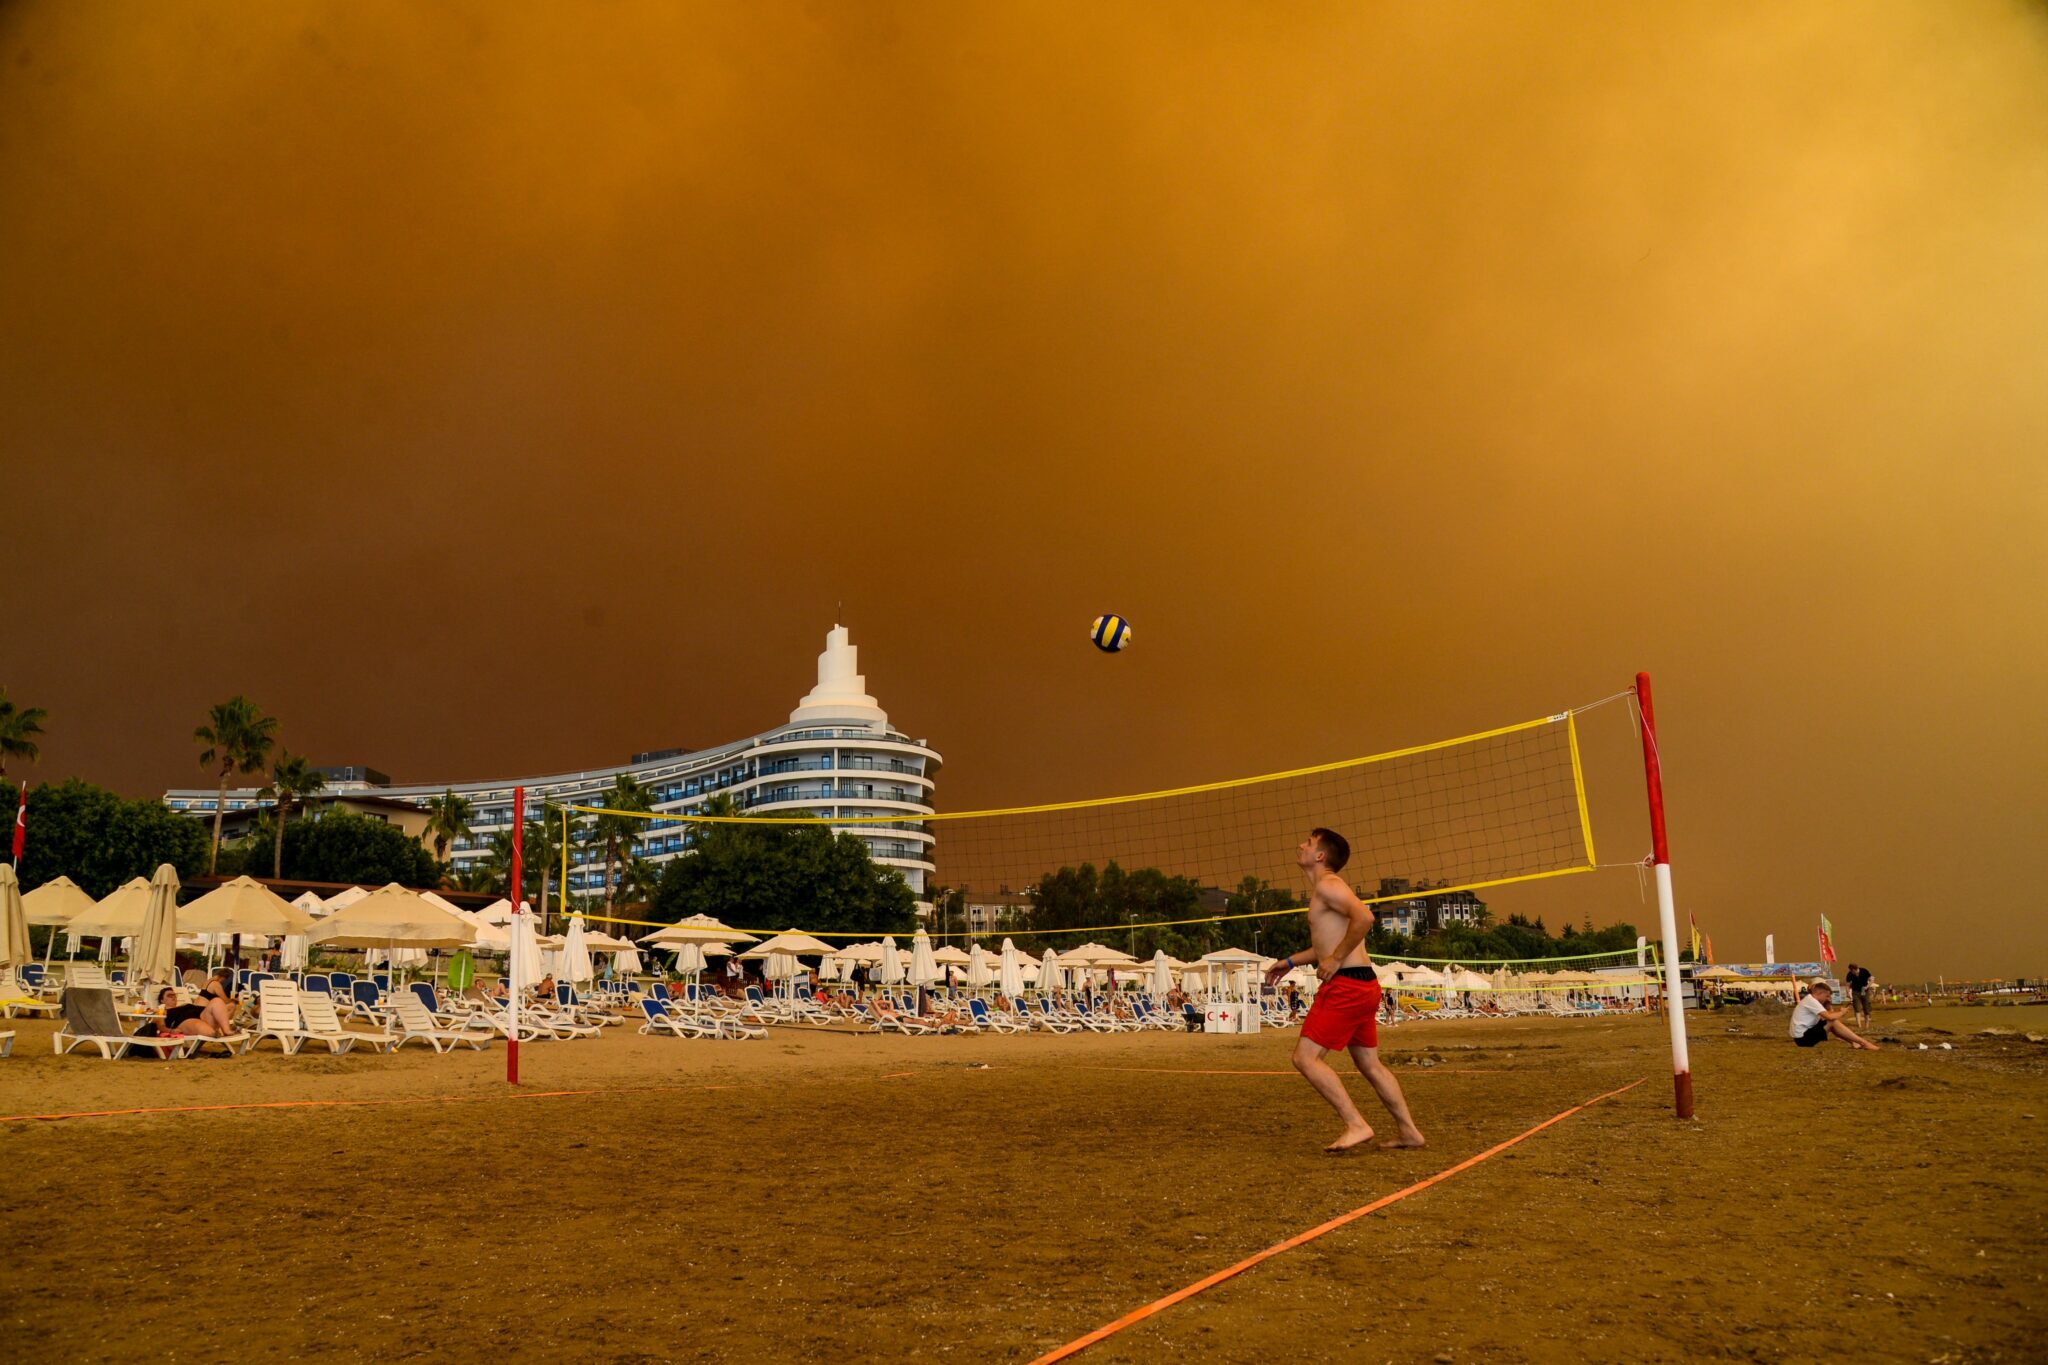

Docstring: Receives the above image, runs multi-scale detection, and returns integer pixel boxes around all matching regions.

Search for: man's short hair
[1310,827,1351,873]
[1810,979,1832,992]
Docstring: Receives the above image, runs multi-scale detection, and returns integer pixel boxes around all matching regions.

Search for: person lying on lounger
[152,986,235,1039]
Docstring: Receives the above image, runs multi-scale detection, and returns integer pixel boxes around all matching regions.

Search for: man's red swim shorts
[1300,970,1382,1051]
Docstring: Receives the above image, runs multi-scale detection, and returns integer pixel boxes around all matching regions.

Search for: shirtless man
[1264,828,1427,1153]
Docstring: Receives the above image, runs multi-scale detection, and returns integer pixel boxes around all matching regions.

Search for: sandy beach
[3,1003,2043,1362]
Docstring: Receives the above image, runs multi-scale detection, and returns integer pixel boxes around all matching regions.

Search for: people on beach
[152,985,234,1039]
[1844,962,1874,1027]
[1790,980,1879,1050]
[1265,827,1426,1153]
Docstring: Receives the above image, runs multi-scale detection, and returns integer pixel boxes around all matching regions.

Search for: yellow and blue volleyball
[1090,614,1133,653]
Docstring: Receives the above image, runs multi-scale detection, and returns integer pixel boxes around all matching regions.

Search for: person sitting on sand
[153,985,234,1039]
[1790,980,1879,1050]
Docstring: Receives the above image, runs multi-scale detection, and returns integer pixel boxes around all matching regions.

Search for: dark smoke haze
[3,2,2044,977]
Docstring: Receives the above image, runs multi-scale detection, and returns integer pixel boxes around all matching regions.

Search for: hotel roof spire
[790,624,888,726]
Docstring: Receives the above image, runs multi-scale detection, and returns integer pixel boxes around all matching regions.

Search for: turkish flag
[10,784,24,861]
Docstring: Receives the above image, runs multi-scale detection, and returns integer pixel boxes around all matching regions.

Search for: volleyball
[1090,614,1132,653]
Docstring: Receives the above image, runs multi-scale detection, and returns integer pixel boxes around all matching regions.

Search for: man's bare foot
[1380,1131,1427,1149]
[1859,1041,1881,1051]
[1325,1123,1375,1153]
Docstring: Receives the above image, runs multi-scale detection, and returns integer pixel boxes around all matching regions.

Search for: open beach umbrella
[740,930,839,959]
[309,883,477,992]
[1149,950,1174,997]
[931,944,972,968]
[561,916,596,985]
[474,898,515,925]
[999,939,1025,998]
[23,874,96,928]
[641,914,759,947]
[878,937,905,986]
[1039,946,1065,992]
[180,876,319,938]
[908,930,941,987]
[67,876,152,937]
[0,864,30,972]
[321,885,371,915]
[130,863,181,988]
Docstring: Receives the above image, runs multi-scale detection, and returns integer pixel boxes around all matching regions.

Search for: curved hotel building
[165,627,941,903]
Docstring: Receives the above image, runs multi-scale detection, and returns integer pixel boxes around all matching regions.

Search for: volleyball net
[561,695,1634,947]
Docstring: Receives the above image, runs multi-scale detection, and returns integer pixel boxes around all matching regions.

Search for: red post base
[1673,1070,1694,1119]
[507,1037,520,1086]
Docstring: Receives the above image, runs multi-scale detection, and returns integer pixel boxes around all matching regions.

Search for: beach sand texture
[1,1004,2042,1362]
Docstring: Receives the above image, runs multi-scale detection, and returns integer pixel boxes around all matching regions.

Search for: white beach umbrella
[878,937,905,986]
[130,863,181,988]
[999,939,1024,998]
[179,876,318,938]
[613,945,643,975]
[562,915,596,985]
[908,930,941,987]
[510,915,546,988]
[66,876,152,937]
[23,874,96,928]
[474,898,515,926]
[674,942,707,975]
[930,944,972,967]
[321,885,371,915]
[965,945,993,990]
[740,930,840,958]
[837,941,885,966]
[0,864,30,971]
[1150,950,1174,997]
[1039,946,1066,992]
[641,914,760,947]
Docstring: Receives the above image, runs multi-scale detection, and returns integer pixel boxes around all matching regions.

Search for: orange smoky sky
[1,2,2044,978]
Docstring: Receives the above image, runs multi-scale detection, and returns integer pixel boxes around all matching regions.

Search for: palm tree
[617,855,662,916]
[421,790,476,880]
[594,774,651,908]
[258,749,327,879]
[194,697,279,874]
[0,690,48,779]
[522,797,565,933]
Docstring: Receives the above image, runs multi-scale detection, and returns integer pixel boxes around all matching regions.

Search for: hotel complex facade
[164,627,941,905]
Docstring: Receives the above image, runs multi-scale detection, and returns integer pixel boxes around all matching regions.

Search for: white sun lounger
[390,995,492,1053]
[296,988,400,1053]
[53,987,200,1060]
[249,979,335,1056]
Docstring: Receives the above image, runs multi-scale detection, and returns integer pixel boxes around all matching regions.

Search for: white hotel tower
[165,627,940,904]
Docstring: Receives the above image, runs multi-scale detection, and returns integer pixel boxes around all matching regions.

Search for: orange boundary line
[0,1081,734,1125]
[1026,1077,1647,1365]
[1075,1067,1507,1076]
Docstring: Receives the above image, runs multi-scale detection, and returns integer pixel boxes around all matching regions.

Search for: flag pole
[507,785,524,1086]
[1636,672,1695,1119]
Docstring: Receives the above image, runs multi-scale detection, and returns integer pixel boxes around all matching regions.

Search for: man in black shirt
[1844,963,1874,1028]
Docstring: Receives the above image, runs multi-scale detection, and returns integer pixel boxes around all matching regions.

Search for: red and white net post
[1636,672,1694,1119]
[507,785,524,1086]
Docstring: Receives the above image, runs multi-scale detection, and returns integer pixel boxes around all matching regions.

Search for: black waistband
[1334,966,1378,983]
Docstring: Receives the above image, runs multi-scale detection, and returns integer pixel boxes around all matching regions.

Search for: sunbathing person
[153,986,234,1038]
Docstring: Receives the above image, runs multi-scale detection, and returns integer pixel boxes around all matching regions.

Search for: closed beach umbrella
[612,944,643,975]
[878,937,904,986]
[908,930,941,987]
[1039,946,1065,992]
[1150,950,1174,997]
[674,942,707,976]
[999,939,1024,998]
[0,864,30,970]
[131,863,181,987]
[965,945,992,990]
[562,915,596,985]
[510,916,546,989]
